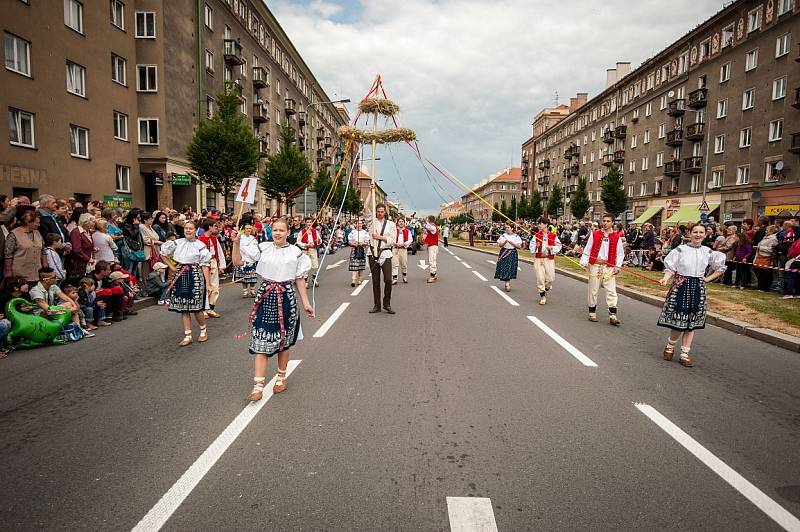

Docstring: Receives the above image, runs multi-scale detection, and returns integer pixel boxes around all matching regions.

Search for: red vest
[396,228,410,244]
[588,230,621,267]
[300,228,319,246]
[424,227,438,246]
[534,231,557,259]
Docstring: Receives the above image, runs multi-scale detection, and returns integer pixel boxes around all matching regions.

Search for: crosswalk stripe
[447,497,498,532]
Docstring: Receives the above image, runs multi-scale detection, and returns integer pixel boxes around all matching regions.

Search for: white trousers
[307,247,319,277]
[392,247,408,277]
[587,263,618,312]
[427,245,439,275]
[533,258,555,294]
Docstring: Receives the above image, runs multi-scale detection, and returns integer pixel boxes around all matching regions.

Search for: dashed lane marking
[461,261,472,269]
[490,285,519,306]
[446,497,498,532]
[131,360,302,532]
[351,279,369,296]
[486,259,496,265]
[313,302,350,338]
[526,316,598,367]
[454,256,462,261]
[635,403,800,532]
[472,271,488,282]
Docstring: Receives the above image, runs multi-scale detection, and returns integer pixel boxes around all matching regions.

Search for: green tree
[261,123,313,215]
[518,195,529,220]
[187,83,260,206]
[492,203,501,222]
[530,191,543,220]
[499,199,508,219]
[570,177,591,220]
[510,196,518,220]
[546,183,563,218]
[601,163,628,218]
[344,185,362,215]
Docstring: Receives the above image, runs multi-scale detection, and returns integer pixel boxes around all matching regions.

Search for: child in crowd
[63,285,96,336]
[236,224,260,298]
[146,261,169,304]
[78,277,110,327]
[0,276,33,356]
[45,233,67,283]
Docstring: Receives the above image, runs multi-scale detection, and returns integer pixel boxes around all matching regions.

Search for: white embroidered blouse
[238,234,260,264]
[497,233,522,249]
[253,241,312,282]
[664,244,727,278]
[161,238,212,266]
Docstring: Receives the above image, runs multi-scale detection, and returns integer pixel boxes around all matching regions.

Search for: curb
[132,296,157,312]
[451,242,800,353]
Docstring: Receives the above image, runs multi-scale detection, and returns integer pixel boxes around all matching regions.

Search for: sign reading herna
[103,195,133,209]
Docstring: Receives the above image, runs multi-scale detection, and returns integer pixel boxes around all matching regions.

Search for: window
[629,160,636,173]
[736,165,750,185]
[64,0,83,33]
[590,152,594,163]
[632,108,639,120]
[778,0,793,16]
[239,96,246,114]
[656,152,664,167]
[714,134,725,154]
[591,130,596,142]
[642,157,649,171]
[115,165,130,192]
[660,95,667,110]
[769,119,783,142]
[691,175,700,193]
[640,182,648,196]
[658,123,666,139]
[110,0,124,30]
[135,11,155,38]
[204,4,213,29]
[742,88,754,110]
[765,160,782,182]
[647,74,654,91]
[747,8,762,33]
[776,33,790,57]
[138,118,158,145]
[113,110,128,140]
[275,109,280,125]
[137,65,157,91]
[740,127,752,148]
[692,142,702,157]
[654,180,662,195]
[670,178,679,192]
[204,50,213,73]
[699,41,710,63]
[643,129,650,144]
[8,108,35,148]
[717,98,728,118]
[66,61,86,97]
[69,124,89,158]
[720,62,731,82]
[712,169,723,188]
[627,184,635,197]
[745,49,758,71]
[722,25,734,48]
[4,32,31,76]
[678,52,689,74]
[645,102,652,116]
[631,134,637,149]
[111,54,126,85]
[205,96,214,119]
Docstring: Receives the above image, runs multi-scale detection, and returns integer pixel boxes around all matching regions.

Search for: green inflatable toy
[6,297,72,349]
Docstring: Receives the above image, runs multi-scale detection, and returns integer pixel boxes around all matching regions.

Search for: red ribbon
[248,281,288,351]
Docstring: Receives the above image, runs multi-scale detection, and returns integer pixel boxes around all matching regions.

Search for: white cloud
[271,0,723,213]
[308,0,342,18]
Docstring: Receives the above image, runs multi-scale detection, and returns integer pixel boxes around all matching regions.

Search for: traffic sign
[235,177,258,204]
[700,212,708,222]
[698,199,710,213]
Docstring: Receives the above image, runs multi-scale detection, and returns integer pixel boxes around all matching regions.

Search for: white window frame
[8,108,35,148]
[110,0,125,30]
[660,95,667,110]
[739,127,752,148]
[658,123,666,139]
[722,25,734,48]
[720,62,731,82]
[4,32,31,77]
[115,164,131,193]
[769,119,783,142]
[714,134,725,154]
[136,64,157,92]
[747,8,762,33]
[775,33,790,58]
[691,175,700,193]
[712,169,723,188]
[64,0,84,34]
[640,182,648,196]
[745,49,759,71]
[204,49,214,73]
[138,117,159,145]
[627,184,635,197]
[204,3,213,30]
[656,152,664,167]
[206,96,214,119]
[765,161,782,183]
[113,110,128,141]
[736,165,750,185]
[654,180,662,195]
[135,11,156,38]
[111,54,126,86]
[631,134,637,149]
[629,160,636,173]
[773,77,787,100]
[643,129,650,144]
[642,156,649,171]
[717,98,728,118]
[645,102,652,116]
[778,0,793,16]
[66,60,86,97]
[742,88,754,110]
[69,124,89,159]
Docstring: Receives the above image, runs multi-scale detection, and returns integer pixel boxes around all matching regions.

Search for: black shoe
[351,282,356,287]
[112,312,123,322]
[383,306,395,314]
[369,306,381,313]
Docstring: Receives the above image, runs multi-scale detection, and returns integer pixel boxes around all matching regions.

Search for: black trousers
[368,255,392,308]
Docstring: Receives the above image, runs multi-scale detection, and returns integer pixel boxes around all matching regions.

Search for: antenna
[553,91,559,106]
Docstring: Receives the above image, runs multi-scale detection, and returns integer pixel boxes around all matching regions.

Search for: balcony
[521,167,528,177]
[601,153,614,167]
[566,184,578,196]
[667,98,686,117]
[258,138,269,158]
[667,189,680,196]
[538,176,549,185]
[316,128,325,141]
[316,149,325,162]
[564,146,573,160]
[252,103,268,123]
[613,150,625,163]
[252,66,268,88]
[793,88,800,109]
[223,39,244,65]
[538,159,550,170]
[298,111,306,127]
[522,154,529,164]
[324,136,332,147]
[570,164,579,176]
[687,88,708,109]
[615,125,627,139]
[686,122,705,140]
[789,132,800,154]
[285,98,296,115]
[664,160,682,176]
[665,128,684,146]
[683,156,703,173]
[602,130,615,144]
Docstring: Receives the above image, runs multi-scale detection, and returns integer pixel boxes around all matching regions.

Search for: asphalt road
[0,244,798,531]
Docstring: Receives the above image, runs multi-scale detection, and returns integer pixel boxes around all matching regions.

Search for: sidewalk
[451,241,800,353]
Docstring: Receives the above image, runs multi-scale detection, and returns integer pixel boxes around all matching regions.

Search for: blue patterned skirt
[349,246,366,271]
[657,275,707,331]
[249,280,301,356]
[237,262,260,284]
[494,248,518,281]
[167,264,208,313]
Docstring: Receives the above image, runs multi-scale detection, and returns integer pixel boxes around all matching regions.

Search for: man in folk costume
[367,202,397,314]
[530,217,562,305]
[297,217,321,287]
[423,215,439,283]
[392,217,412,285]
[198,218,226,318]
[579,213,624,325]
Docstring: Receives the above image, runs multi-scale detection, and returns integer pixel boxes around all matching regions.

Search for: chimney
[606,68,617,88]
[616,62,631,80]
[570,92,588,112]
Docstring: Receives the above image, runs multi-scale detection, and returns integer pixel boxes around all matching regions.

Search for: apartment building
[2,0,348,214]
[461,167,521,221]
[438,200,464,220]
[522,0,799,226]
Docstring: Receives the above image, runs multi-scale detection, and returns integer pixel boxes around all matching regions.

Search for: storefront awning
[631,206,663,224]
[663,204,719,225]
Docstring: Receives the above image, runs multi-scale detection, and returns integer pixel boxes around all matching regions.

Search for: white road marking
[486,259,496,265]
[325,259,346,270]
[131,360,302,532]
[526,316,598,367]
[635,403,800,532]
[518,267,522,271]
[351,279,369,296]
[313,302,350,338]
[490,285,519,306]
[445,248,454,255]
[418,259,429,270]
[447,497,498,532]
[461,261,472,269]
[454,256,462,261]
[472,271,488,282]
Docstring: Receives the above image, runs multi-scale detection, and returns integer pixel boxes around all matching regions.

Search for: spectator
[0,275,32,356]
[717,225,739,285]
[92,218,118,263]
[742,218,755,241]
[29,268,82,336]
[0,195,19,274]
[45,233,67,282]
[754,225,779,292]
[121,208,145,280]
[140,211,163,281]
[751,216,770,247]
[733,231,753,289]
[78,277,110,327]
[37,194,69,247]
[153,210,170,241]
[782,236,800,299]
[90,261,125,322]
[145,261,169,303]
[65,213,95,283]
[170,212,185,238]
[4,210,47,285]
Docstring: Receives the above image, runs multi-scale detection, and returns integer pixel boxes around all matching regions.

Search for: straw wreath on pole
[337,126,416,144]
[358,97,400,116]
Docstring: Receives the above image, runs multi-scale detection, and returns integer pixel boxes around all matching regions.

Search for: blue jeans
[0,318,11,349]
[81,306,106,324]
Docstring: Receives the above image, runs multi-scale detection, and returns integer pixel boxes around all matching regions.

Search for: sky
[268,0,726,215]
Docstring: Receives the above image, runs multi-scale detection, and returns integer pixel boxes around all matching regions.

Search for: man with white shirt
[367,203,397,314]
[530,217,562,305]
[580,213,624,325]
[442,223,450,247]
[392,217,412,285]
[423,215,439,283]
[297,217,321,287]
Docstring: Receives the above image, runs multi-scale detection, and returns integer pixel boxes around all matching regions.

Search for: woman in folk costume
[529,217,562,305]
[392,217,412,285]
[657,223,727,367]
[494,223,523,292]
[232,217,314,401]
[198,218,226,319]
[160,221,212,347]
[297,217,322,288]
[236,224,260,298]
[348,217,369,287]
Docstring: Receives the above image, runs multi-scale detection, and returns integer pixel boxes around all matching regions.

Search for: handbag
[148,244,160,268]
